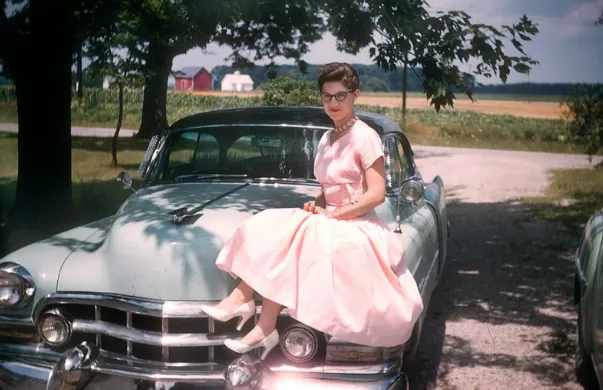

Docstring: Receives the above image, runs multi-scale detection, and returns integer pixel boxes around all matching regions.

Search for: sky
[172,0,603,85]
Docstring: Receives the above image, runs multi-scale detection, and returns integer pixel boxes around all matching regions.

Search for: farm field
[187,90,567,119]
[0,87,588,156]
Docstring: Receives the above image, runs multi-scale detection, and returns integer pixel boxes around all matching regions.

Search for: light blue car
[0,106,449,389]
[575,206,603,389]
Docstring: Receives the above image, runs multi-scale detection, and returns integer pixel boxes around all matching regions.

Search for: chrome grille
[37,299,250,364]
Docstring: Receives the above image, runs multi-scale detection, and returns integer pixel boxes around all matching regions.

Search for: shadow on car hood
[57,180,318,301]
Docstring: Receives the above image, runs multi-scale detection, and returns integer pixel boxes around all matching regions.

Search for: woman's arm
[315,185,326,208]
[312,157,386,220]
[303,185,326,212]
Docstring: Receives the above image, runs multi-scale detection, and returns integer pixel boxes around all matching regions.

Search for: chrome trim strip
[176,123,334,132]
[418,249,439,294]
[0,359,407,389]
[207,318,215,362]
[35,293,291,321]
[94,305,101,347]
[0,343,62,360]
[576,247,587,286]
[0,360,54,382]
[161,317,169,362]
[0,342,401,376]
[0,315,33,327]
[71,320,228,347]
[126,312,132,356]
[323,360,401,375]
[35,294,168,321]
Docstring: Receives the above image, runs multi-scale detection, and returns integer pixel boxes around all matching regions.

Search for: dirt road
[405,146,602,390]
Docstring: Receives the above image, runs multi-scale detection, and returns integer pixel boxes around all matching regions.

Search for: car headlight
[280,324,319,363]
[38,309,72,346]
[0,262,36,309]
[400,179,424,202]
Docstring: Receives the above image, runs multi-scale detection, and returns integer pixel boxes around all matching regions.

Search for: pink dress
[215,120,424,347]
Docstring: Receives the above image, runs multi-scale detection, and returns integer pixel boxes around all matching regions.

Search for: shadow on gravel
[404,200,579,390]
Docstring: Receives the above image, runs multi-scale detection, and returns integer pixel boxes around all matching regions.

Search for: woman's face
[320,81,359,123]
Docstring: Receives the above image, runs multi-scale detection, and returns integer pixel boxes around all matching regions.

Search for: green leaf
[513,63,531,75]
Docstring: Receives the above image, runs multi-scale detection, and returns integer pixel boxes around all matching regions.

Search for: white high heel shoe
[223,329,280,360]
[199,301,256,331]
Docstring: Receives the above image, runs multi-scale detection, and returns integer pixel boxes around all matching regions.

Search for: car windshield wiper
[254,177,319,184]
[174,174,249,183]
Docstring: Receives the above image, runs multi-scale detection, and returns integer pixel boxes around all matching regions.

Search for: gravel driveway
[405,145,603,390]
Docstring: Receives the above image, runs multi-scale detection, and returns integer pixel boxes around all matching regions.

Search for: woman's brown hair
[317,62,360,92]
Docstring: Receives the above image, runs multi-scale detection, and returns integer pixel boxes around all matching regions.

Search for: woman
[200,62,424,360]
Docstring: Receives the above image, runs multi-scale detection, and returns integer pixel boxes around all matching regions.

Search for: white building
[221,70,254,92]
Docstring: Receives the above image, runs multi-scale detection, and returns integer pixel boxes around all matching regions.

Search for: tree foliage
[564,87,603,160]
[261,76,321,106]
[215,0,326,75]
[563,6,603,161]
[326,0,540,111]
[92,0,331,137]
[85,19,145,166]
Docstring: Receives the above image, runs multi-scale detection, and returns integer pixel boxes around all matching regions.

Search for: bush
[260,76,321,106]
[564,85,603,158]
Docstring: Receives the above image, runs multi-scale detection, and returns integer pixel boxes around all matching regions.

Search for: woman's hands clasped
[303,201,332,217]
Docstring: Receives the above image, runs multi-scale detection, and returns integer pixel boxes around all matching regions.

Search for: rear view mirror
[251,136,282,148]
[117,171,135,192]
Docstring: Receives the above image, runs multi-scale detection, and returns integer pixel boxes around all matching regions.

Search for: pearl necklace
[334,116,357,133]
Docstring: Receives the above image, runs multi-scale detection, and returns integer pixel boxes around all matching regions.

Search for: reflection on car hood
[57,180,318,301]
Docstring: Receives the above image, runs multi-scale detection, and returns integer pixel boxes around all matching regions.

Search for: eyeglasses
[320,89,354,102]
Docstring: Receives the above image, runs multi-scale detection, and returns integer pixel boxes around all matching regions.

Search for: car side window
[396,136,411,179]
[383,136,402,189]
[164,132,219,179]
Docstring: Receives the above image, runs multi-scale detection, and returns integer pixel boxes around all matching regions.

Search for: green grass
[520,168,603,236]
[0,133,149,252]
[397,109,577,154]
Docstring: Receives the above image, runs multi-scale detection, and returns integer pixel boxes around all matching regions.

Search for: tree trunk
[137,43,174,139]
[111,84,124,167]
[7,1,74,241]
[401,54,408,126]
[76,49,83,100]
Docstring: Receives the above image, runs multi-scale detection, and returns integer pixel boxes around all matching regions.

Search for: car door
[586,213,603,375]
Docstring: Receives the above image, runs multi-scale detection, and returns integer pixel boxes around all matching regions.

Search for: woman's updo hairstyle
[317,62,360,92]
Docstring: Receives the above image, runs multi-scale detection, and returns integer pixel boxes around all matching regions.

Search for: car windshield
[149,125,329,183]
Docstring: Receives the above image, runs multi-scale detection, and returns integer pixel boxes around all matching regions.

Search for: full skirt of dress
[215,207,424,347]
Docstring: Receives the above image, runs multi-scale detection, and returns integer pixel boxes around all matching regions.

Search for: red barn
[174,67,212,91]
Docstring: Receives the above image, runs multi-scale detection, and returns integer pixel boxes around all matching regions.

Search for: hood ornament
[168,182,250,225]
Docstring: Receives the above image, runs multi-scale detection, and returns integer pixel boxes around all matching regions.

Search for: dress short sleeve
[357,127,384,170]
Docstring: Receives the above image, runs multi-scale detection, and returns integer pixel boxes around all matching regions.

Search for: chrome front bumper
[0,343,409,390]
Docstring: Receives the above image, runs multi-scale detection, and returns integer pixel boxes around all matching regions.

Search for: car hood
[57,180,318,301]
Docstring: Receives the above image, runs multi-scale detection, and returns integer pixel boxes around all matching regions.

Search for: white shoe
[199,301,256,331]
[223,329,280,360]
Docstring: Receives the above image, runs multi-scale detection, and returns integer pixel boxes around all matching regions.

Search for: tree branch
[410,66,423,82]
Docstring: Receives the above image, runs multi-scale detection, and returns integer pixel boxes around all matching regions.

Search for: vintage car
[574,205,603,389]
[0,106,449,390]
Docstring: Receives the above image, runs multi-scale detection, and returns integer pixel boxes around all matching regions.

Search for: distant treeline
[2,64,599,98]
[211,63,603,96]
